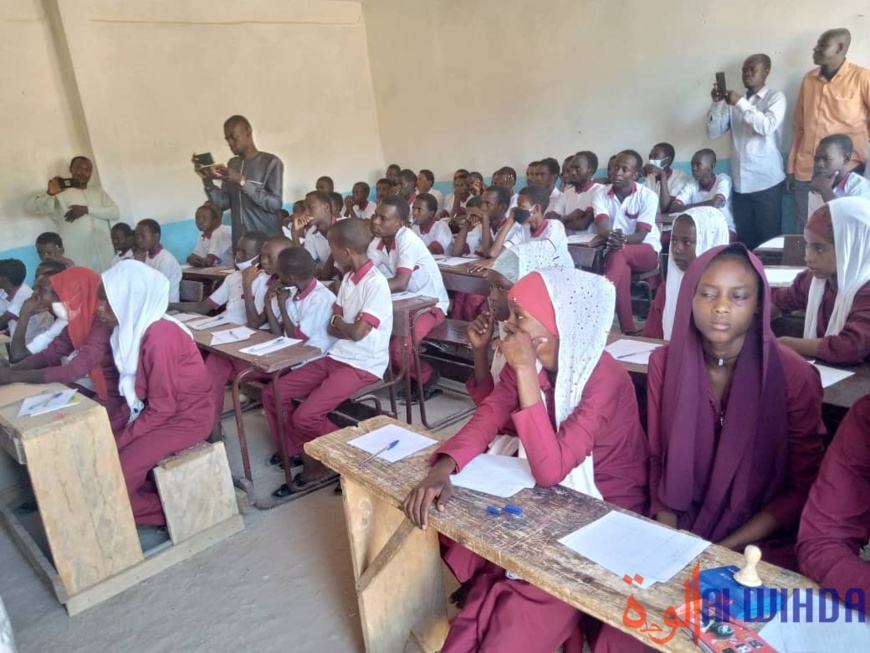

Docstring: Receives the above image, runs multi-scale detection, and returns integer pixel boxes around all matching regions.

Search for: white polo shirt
[592,183,662,253]
[280,278,337,354]
[110,249,135,268]
[551,181,602,232]
[192,224,233,266]
[145,247,182,303]
[206,270,246,325]
[504,218,573,267]
[674,174,736,232]
[546,187,562,214]
[1,283,52,343]
[807,172,870,217]
[251,271,274,317]
[426,188,445,214]
[442,192,468,216]
[303,218,339,267]
[26,317,67,354]
[643,169,691,199]
[351,203,376,220]
[368,226,450,314]
[328,261,393,378]
[412,220,454,255]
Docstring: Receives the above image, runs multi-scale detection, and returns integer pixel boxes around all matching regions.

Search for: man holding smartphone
[194,115,284,241]
[706,54,787,249]
[25,155,118,271]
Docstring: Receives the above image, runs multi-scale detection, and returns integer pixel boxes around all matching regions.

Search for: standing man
[25,156,118,271]
[195,115,284,240]
[707,54,787,249]
[787,28,870,231]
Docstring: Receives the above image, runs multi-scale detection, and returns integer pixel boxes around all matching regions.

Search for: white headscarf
[662,207,730,340]
[102,260,192,423]
[490,240,564,285]
[805,197,870,338]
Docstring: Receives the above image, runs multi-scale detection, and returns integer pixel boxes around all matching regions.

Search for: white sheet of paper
[438,256,480,266]
[605,339,661,363]
[238,336,302,356]
[210,326,258,346]
[764,267,804,287]
[450,454,536,498]
[391,291,422,301]
[558,511,710,589]
[171,312,206,323]
[758,236,785,250]
[812,363,855,389]
[567,233,597,245]
[348,424,438,463]
[17,388,79,417]
[187,314,236,330]
[760,594,870,651]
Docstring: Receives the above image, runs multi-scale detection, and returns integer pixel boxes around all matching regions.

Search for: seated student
[263,246,337,353]
[134,219,182,303]
[558,151,602,234]
[187,203,233,268]
[385,164,401,186]
[492,166,518,208]
[281,201,305,239]
[417,169,443,213]
[110,223,136,266]
[397,169,418,208]
[35,231,75,268]
[315,175,334,193]
[807,134,870,217]
[439,169,471,219]
[262,218,393,496]
[449,197,490,321]
[668,148,738,238]
[0,259,52,346]
[643,142,692,212]
[327,191,344,220]
[411,193,453,254]
[772,198,870,365]
[643,207,730,340]
[467,171,485,199]
[292,191,339,279]
[375,178,392,203]
[7,260,68,362]
[649,244,825,570]
[534,158,563,210]
[403,268,649,653]
[170,231,268,326]
[797,395,870,613]
[343,182,376,220]
[594,154,618,185]
[490,185,572,267]
[465,241,565,408]
[0,266,127,432]
[98,260,215,526]
[462,186,511,259]
[369,196,449,401]
[592,150,661,335]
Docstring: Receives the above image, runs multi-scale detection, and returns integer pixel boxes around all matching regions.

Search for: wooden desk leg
[342,478,449,653]
[231,366,259,504]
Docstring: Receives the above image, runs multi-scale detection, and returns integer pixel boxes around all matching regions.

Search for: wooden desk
[305,416,815,653]
[754,238,784,266]
[181,265,234,299]
[568,243,606,274]
[763,265,805,288]
[190,323,321,507]
[392,296,439,425]
[437,261,490,296]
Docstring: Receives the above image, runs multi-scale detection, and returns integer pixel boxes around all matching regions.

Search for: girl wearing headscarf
[772,197,870,364]
[642,207,729,340]
[0,266,127,432]
[98,260,215,526]
[404,268,648,653]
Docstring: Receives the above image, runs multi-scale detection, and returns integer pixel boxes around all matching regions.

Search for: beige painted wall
[363,0,870,179]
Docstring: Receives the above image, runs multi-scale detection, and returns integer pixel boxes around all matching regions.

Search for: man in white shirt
[707,53,787,249]
[25,155,118,272]
[489,185,572,268]
[492,166,519,209]
[134,219,182,303]
[553,152,603,234]
[669,149,738,237]
[110,223,136,267]
[292,191,340,279]
[343,182,376,220]
[416,170,444,214]
[531,158,562,215]
[642,143,692,212]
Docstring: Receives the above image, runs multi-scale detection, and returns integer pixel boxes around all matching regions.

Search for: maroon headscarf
[658,243,789,542]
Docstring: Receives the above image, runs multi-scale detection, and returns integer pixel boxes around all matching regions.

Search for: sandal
[271,472,338,498]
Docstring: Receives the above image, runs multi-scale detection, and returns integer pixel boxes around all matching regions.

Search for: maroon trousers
[203,353,268,425]
[389,307,445,384]
[603,243,658,334]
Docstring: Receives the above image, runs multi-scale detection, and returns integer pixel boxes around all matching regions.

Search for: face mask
[236,256,258,271]
[51,302,68,321]
[514,208,532,224]
[649,159,665,168]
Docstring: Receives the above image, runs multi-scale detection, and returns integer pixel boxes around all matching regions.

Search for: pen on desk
[248,337,284,353]
[357,439,400,468]
[30,392,64,410]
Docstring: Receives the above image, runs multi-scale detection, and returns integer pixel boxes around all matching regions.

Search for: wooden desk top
[190,324,321,374]
[306,416,815,652]
[391,295,439,337]
[181,266,235,282]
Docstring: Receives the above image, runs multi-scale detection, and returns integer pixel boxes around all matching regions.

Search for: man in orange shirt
[787,28,870,231]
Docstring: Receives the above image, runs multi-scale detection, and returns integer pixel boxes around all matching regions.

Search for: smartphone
[60,178,84,189]
[193,152,215,167]
[715,72,727,99]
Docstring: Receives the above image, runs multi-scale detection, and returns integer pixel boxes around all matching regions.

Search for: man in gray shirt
[195,115,284,240]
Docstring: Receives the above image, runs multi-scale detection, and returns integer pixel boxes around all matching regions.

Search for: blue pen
[357,439,400,468]
[503,504,523,516]
[249,337,284,353]
[30,391,64,410]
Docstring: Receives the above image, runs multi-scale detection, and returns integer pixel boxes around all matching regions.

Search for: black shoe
[269,453,303,469]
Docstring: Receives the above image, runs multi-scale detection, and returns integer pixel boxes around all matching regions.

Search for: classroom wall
[362,0,870,186]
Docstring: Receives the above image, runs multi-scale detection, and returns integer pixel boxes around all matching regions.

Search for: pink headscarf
[657,244,789,542]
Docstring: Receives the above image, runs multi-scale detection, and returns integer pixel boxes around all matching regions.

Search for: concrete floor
[0,388,470,653]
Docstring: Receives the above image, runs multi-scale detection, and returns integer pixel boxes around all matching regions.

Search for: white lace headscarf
[663,207,730,339]
[510,267,615,498]
[102,260,192,423]
[805,197,870,338]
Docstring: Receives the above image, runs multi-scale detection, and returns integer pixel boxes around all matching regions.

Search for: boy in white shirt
[556,151,602,234]
[642,142,692,212]
[808,134,870,217]
[532,158,563,215]
[0,259,52,346]
[315,176,334,193]
[412,194,454,255]
[369,196,449,401]
[134,219,182,303]
[417,170,444,214]
[291,191,339,279]
[262,218,393,496]
[492,166,519,209]
[439,169,471,219]
[188,204,233,268]
[489,185,572,267]
[592,150,661,335]
[668,149,737,237]
[343,182,376,220]
[110,223,136,267]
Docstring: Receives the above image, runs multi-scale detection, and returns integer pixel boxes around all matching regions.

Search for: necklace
[703,350,739,368]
